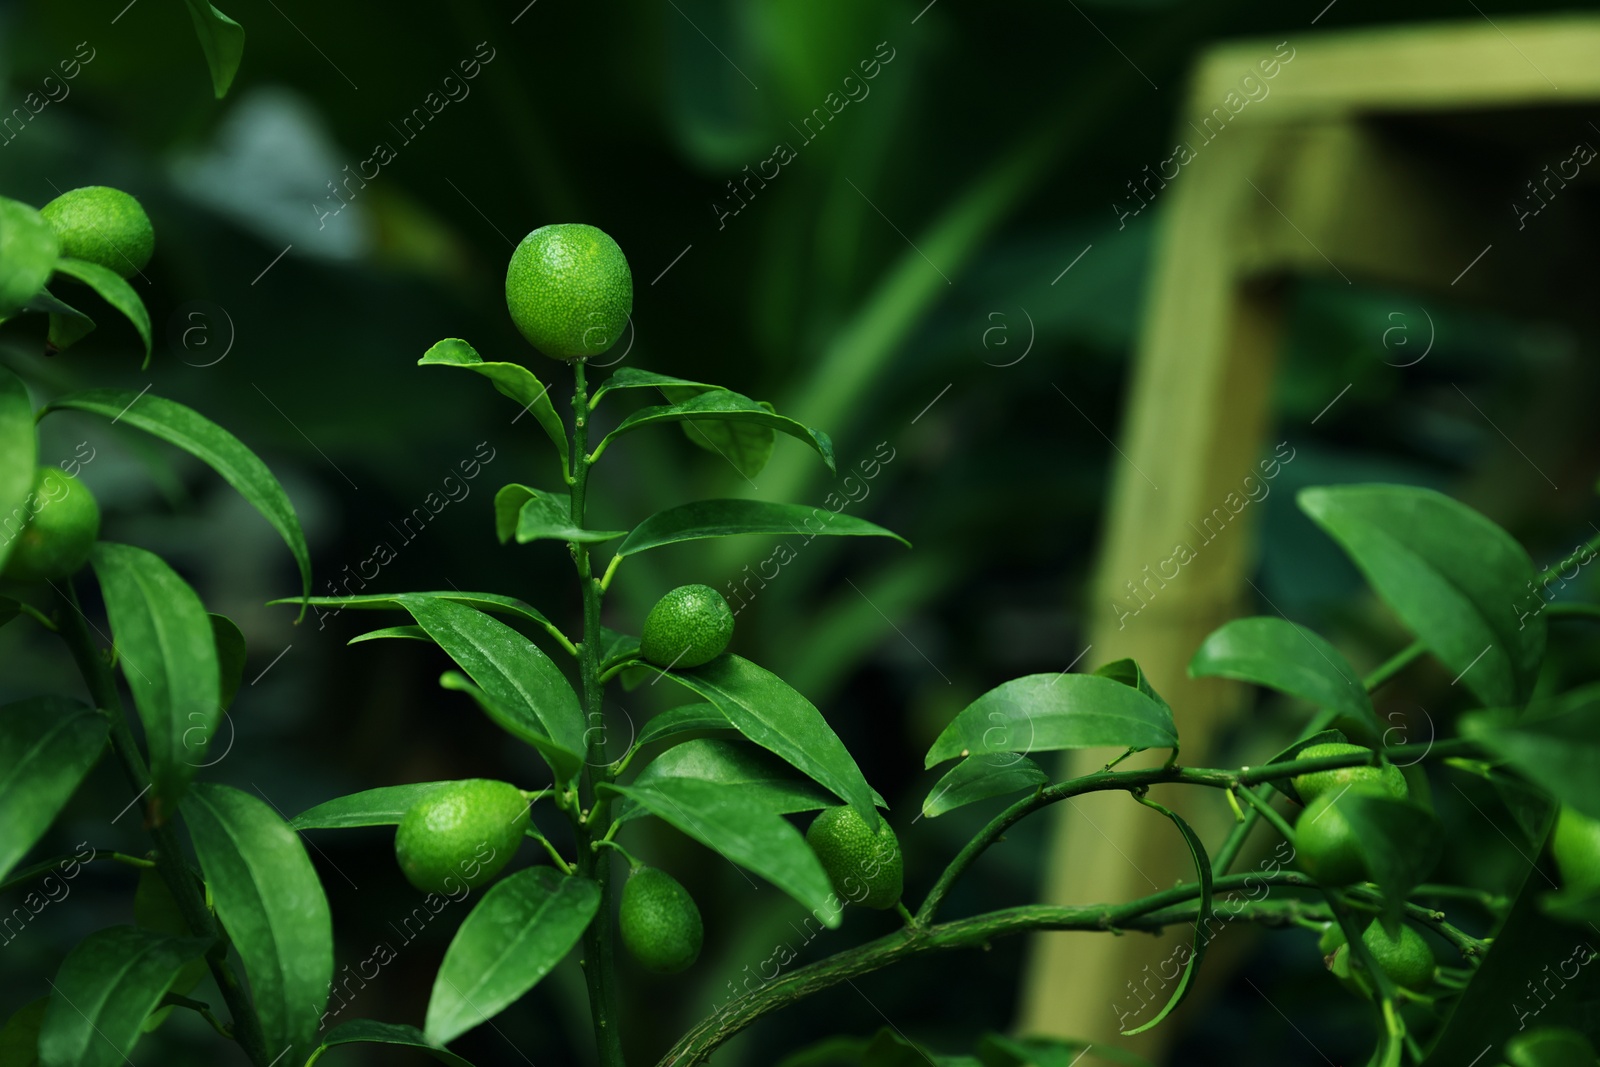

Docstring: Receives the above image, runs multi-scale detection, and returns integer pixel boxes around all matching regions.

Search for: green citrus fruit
[394,779,528,894]
[806,806,903,910]
[1552,806,1600,893]
[640,584,734,669]
[619,866,703,973]
[39,186,154,278]
[2,468,100,582]
[504,223,632,360]
[1358,919,1435,991]
[1295,791,1368,886]
[1291,743,1407,806]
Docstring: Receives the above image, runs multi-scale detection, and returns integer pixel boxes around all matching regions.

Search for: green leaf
[925,673,1178,769]
[348,625,431,644]
[0,367,39,576]
[132,869,207,1031]
[0,997,47,1067]
[1319,791,1443,929]
[1121,797,1212,1035]
[0,697,106,882]
[183,783,333,1063]
[181,0,245,98]
[668,390,778,480]
[210,613,247,712]
[605,778,839,923]
[1504,1028,1600,1067]
[1189,617,1381,744]
[45,390,312,602]
[44,287,96,354]
[595,388,836,474]
[308,1019,478,1067]
[654,654,882,826]
[393,595,585,772]
[420,339,568,477]
[290,782,459,830]
[1462,686,1600,820]
[38,926,210,1067]
[438,672,584,784]
[273,590,557,633]
[1298,484,1543,708]
[635,703,732,748]
[627,738,832,816]
[51,259,151,367]
[1092,658,1172,715]
[590,366,722,404]
[599,627,642,668]
[617,499,908,558]
[0,197,59,318]
[425,867,599,1045]
[90,543,220,814]
[512,489,624,547]
[978,1033,1155,1067]
[921,754,1046,819]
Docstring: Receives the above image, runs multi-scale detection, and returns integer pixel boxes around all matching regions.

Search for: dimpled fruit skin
[505,224,632,360]
[39,187,154,278]
[1291,743,1407,805]
[806,806,903,910]
[640,585,734,669]
[2,469,100,582]
[619,867,703,973]
[1360,919,1434,991]
[1553,806,1600,893]
[1295,792,1367,886]
[394,779,528,894]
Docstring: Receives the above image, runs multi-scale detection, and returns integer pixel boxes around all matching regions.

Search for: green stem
[1236,784,1299,846]
[1211,707,1342,878]
[568,360,627,1067]
[56,583,273,1067]
[525,828,576,874]
[16,600,58,631]
[161,992,234,1039]
[915,748,1380,925]
[1363,639,1426,693]
[657,869,1474,1066]
[0,849,153,894]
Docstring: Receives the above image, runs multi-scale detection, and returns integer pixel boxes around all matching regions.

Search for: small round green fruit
[619,866,703,974]
[806,806,903,910]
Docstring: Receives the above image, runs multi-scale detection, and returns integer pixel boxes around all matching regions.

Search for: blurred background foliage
[2,0,1598,1064]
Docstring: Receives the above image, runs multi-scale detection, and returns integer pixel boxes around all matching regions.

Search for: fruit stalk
[567,359,628,1067]
[55,584,273,1067]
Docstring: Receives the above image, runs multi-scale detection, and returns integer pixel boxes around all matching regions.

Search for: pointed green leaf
[1189,617,1380,743]
[396,596,585,774]
[210,613,246,712]
[926,673,1177,769]
[1462,685,1600,820]
[0,197,59,318]
[181,0,245,98]
[516,487,623,544]
[1092,657,1172,714]
[629,738,832,815]
[635,703,731,748]
[670,394,777,480]
[599,627,641,668]
[308,1019,478,1067]
[38,926,210,1067]
[438,672,583,783]
[348,624,431,644]
[45,390,312,602]
[272,590,556,633]
[0,366,39,576]
[41,287,96,354]
[653,654,882,826]
[591,367,720,404]
[290,782,460,830]
[0,697,106,881]
[51,259,151,366]
[604,778,838,923]
[921,754,1046,819]
[1121,797,1212,1035]
[425,868,599,1044]
[617,498,908,558]
[1298,484,1542,708]
[90,543,220,814]
[183,783,332,1064]
[421,339,568,477]
[595,387,836,473]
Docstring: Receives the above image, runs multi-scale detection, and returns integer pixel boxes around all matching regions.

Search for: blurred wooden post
[1018,15,1600,1056]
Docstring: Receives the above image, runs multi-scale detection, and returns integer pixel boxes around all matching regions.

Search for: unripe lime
[1295,792,1367,886]
[394,779,528,894]
[504,223,632,361]
[39,186,154,278]
[1552,806,1600,894]
[1357,919,1435,991]
[806,806,903,910]
[1291,743,1407,806]
[619,866,703,973]
[2,469,100,582]
[640,585,734,669]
